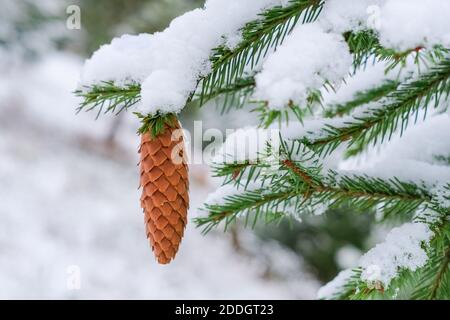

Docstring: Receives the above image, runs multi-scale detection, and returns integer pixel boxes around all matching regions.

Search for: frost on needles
[77,0,450,299]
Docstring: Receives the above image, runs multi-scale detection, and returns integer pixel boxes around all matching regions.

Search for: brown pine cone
[139,118,189,264]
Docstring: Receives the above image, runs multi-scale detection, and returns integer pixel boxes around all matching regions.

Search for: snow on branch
[300,58,450,157]
[197,135,439,232]
[76,0,450,300]
[253,23,352,108]
[197,107,450,231]
[359,223,433,288]
[200,0,324,105]
[78,0,450,118]
[79,0,323,116]
[319,212,450,300]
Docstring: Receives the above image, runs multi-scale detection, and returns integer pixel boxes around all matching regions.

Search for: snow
[321,57,417,109]
[204,181,260,207]
[319,222,434,298]
[254,23,352,108]
[322,63,392,108]
[204,184,240,207]
[378,0,450,51]
[212,127,280,164]
[319,0,450,51]
[359,222,433,288]
[318,0,385,33]
[80,0,287,115]
[340,113,450,189]
[349,159,450,191]
[80,33,155,87]
[431,183,450,210]
[317,269,354,300]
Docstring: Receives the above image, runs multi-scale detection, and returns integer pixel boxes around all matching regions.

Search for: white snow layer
[80,0,286,115]
[317,269,354,300]
[212,127,280,164]
[340,113,450,189]
[319,0,450,51]
[254,23,352,108]
[319,222,434,299]
[204,181,261,207]
[359,223,433,287]
[318,0,385,33]
[377,0,450,51]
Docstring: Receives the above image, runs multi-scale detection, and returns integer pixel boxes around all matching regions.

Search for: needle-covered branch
[75,81,140,118]
[322,212,449,300]
[75,24,447,135]
[75,1,324,119]
[196,141,435,233]
[302,58,450,157]
[76,0,450,299]
[199,0,324,105]
[346,30,448,72]
[323,80,400,118]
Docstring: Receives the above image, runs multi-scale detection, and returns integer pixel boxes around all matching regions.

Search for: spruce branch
[412,206,450,300]
[199,0,324,105]
[327,211,449,300]
[319,268,364,300]
[75,81,141,118]
[194,76,255,113]
[429,246,450,300]
[198,32,445,127]
[346,30,448,72]
[197,141,433,232]
[346,30,418,71]
[196,188,296,234]
[303,58,450,157]
[76,1,324,122]
[76,23,447,130]
[414,244,450,300]
[254,89,324,128]
[202,31,444,117]
[323,80,400,118]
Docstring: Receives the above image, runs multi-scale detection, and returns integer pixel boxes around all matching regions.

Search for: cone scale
[139,117,189,264]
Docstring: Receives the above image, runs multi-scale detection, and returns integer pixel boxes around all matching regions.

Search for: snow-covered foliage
[359,223,433,287]
[253,23,352,108]
[212,127,279,164]
[80,0,450,115]
[377,0,450,50]
[78,0,450,300]
[319,222,434,299]
[80,0,287,114]
[317,269,354,300]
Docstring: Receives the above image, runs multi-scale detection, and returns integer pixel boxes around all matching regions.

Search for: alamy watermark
[66,5,81,30]
[166,121,282,166]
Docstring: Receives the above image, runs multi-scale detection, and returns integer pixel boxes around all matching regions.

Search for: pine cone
[139,119,189,264]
